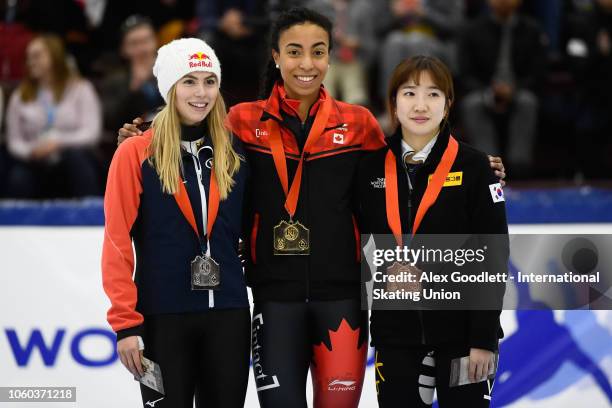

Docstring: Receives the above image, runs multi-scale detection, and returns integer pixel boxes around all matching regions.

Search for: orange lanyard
[174,166,219,242]
[267,96,332,219]
[385,136,458,245]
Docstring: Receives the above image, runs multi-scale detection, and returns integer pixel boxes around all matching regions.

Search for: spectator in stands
[565,0,612,177]
[5,34,102,198]
[459,0,546,177]
[196,0,268,105]
[100,15,163,133]
[307,0,376,106]
[0,86,8,197]
[376,0,464,101]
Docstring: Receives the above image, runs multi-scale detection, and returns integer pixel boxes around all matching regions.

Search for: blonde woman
[102,38,250,408]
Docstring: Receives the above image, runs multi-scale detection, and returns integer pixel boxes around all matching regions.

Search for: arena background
[1,188,611,407]
[1,0,612,406]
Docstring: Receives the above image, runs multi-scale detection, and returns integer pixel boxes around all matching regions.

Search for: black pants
[252,299,368,408]
[375,345,495,408]
[139,308,251,408]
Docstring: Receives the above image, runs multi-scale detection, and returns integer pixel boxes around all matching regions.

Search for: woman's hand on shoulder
[117,117,144,146]
[488,155,506,187]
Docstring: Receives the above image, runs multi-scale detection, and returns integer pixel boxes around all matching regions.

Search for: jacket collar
[386,124,452,168]
[262,81,344,128]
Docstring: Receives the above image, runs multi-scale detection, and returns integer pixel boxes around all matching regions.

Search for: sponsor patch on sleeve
[489,183,505,203]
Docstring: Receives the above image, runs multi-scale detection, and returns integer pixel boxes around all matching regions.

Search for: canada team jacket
[102,129,249,340]
[226,83,385,301]
[356,126,509,351]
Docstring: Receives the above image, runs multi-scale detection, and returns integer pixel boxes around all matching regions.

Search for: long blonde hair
[149,86,241,199]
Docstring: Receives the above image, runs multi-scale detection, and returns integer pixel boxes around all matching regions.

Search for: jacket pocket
[250,213,260,264]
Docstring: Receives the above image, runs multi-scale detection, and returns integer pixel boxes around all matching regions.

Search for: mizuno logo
[145,397,164,407]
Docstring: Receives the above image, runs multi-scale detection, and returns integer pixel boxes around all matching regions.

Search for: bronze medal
[385,261,422,293]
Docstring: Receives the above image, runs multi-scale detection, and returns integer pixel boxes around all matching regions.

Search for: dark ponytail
[259,6,334,98]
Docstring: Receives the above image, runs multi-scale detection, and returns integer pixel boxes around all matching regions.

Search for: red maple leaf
[311,319,367,407]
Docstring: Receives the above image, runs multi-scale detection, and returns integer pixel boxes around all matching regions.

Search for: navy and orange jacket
[226,82,385,301]
[101,128,249,340]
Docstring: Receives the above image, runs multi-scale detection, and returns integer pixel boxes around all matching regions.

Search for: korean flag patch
[489,183,505,203]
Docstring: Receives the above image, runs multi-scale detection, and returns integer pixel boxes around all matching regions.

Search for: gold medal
[273,220,310,255]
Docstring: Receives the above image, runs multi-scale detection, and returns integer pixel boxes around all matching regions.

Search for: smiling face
[272,22,330,101]
[395,70,448,140]
[174,71,219,125]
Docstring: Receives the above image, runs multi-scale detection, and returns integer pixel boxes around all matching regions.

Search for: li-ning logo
[255,129,268,138]
[328,379,357,392]
[370,178,385,189]
[145,397,164,407]
[188,52,212,68]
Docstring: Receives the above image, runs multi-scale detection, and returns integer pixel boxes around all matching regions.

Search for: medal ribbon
[267,95,332,219]
[385,136,458,246]
[174,166,220,243]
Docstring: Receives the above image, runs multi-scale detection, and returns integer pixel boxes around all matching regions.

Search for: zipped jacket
[226,82,385,301]
[356,126,508,351]
[102,129,249,340]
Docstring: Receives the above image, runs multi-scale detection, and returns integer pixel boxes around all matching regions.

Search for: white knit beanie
[153,37,221,103]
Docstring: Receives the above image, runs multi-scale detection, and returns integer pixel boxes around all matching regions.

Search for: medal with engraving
[267,95,332,256]
[273,219,310,255]
[191,254,221,290]
[173,151,221,290]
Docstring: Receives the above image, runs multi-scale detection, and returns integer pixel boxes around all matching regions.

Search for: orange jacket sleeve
[101,134,150,336]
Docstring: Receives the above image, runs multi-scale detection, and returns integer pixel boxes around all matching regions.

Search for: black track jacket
[356,126,509,351]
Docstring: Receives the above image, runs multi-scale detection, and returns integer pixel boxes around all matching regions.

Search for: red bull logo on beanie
[188,52,213,68]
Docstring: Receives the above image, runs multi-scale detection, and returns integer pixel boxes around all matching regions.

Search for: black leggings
[139,308,251,408]
[252,299,368,408]
[375,345,496,408]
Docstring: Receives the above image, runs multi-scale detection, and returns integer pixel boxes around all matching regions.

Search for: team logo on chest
[371,178,386,189]
[333,133,345,144]
[255,128,268,138]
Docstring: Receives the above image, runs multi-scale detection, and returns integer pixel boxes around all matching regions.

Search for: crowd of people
[0,0,611,199]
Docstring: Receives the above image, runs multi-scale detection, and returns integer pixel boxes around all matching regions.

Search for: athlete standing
[357,56,509,407]
[116,9,507,408]
[102,38,250,407]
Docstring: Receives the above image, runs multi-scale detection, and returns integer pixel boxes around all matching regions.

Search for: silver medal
[191,254,220,290]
